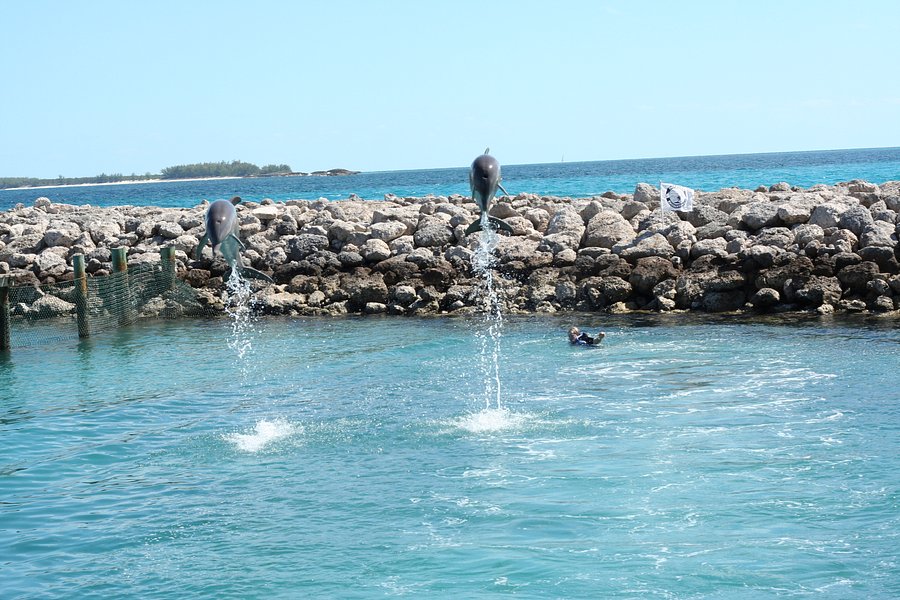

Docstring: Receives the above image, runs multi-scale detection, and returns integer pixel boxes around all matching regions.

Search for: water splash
[471,213,504,410]
[225,418,297,452]
[223,271,256,362]
[454,407,529,434]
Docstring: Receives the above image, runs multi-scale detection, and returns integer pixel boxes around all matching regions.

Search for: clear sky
[2,0,899,178]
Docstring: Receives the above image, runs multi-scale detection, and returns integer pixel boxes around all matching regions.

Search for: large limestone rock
[583,210,635,249]
[542,206,585,252]
[633,183,658,206]
[740,202,782,230]
[285,234,330,261]
[360,238,391,263]
[33,250,68,278]
[370,220,408,242]
[413,217,454,248]
[342,272,389,308]
[43,222,81,248]
[809,203,850,228]
[838,205,875,237]
[614,233,675,262]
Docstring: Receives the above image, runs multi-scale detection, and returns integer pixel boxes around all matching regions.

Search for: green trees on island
[0,161,295,189]
[0,173,156,189]
[160,160,293,179]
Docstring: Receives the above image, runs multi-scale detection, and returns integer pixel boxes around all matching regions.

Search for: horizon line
[5,145,898,181]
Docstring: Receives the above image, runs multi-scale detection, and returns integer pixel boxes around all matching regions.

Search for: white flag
[660,182,694,212]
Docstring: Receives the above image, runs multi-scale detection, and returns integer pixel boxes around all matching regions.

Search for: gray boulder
[370,220,408,242]
[740,202,782,230]
[784,275,843,306]
[583,210,635,248]
[837,261,881,294]
[285,234,330,261]
[158,221,184,239]
[792,223,825,247]
[690,237,728,259]
[30,294,75,317]
[33,251,68,277]
[43,223,81,248]
[750,287,780,309]
[633,183,658,206]
[838,205,875,237]
[342,272,389,308]
[413,219,454,248]
[361,239,392,263]
[523,208,551,232]
[776,194,821,225]
[614,233,675,261]
[754,227,793,249]
[542,206,585,252]
[809,203,849,229]
[629,256,678,296]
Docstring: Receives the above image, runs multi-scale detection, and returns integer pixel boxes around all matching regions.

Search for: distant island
[0,160,360,190]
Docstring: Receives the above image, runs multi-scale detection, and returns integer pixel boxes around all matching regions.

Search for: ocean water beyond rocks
[2,180,899,316]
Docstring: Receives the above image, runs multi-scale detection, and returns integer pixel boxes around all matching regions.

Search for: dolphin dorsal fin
[230,196,242,205]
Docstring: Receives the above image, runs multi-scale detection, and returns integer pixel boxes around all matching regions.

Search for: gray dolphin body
[465,150,513,235]
[195,196,274,282]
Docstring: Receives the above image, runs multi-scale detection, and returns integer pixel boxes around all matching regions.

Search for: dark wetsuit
[571,332,599,345]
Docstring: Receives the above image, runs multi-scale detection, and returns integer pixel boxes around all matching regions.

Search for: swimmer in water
[568,326,605,346]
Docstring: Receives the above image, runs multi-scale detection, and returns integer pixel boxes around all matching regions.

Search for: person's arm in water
[578,332,606,345]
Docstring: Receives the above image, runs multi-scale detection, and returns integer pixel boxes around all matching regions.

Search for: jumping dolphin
[465,148,513,235]
[195,196,274,283]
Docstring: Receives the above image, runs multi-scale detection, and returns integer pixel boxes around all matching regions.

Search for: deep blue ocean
[2,147,899,210]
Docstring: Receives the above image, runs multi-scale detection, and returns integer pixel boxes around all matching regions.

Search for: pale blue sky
[2,0,898,178]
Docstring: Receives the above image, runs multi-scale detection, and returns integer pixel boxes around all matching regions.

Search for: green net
[1,262,220,350]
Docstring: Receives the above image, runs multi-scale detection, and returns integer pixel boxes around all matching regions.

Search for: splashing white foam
[225,271,255,361]
[455,408,528,434]
[225,419,296,452]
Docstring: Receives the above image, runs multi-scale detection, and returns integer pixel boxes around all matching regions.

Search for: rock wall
[2,179,900,316]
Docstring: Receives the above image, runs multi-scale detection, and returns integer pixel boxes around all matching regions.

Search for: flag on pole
[660,182,694,212]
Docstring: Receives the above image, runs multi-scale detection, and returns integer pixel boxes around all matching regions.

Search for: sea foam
[225,419,296,452]
[454,408,529,434]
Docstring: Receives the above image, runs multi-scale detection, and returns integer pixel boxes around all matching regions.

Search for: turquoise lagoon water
[2,147,899,210]
[2,314,899,598]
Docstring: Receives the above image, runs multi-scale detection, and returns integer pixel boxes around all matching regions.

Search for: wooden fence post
[72,254,91,338]
[110,247,132,326]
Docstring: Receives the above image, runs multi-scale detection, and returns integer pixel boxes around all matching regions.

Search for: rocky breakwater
[2,179,900,317]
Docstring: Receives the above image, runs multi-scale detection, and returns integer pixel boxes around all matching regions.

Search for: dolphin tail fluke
[465,216,513,236]
[240,266,275,283]
[483,147,490,155]
[195,233,209,259]
[490,216,514,234]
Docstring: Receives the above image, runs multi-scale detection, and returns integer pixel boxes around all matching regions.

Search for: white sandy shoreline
[2,176,244,191]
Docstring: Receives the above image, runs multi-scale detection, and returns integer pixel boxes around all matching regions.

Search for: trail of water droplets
[224,272,257,372]
[471,214,504,411]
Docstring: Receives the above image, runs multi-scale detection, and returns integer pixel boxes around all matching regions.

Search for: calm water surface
[1,314,898,598]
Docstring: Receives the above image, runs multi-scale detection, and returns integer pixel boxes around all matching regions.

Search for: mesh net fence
[1,263,221,350]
